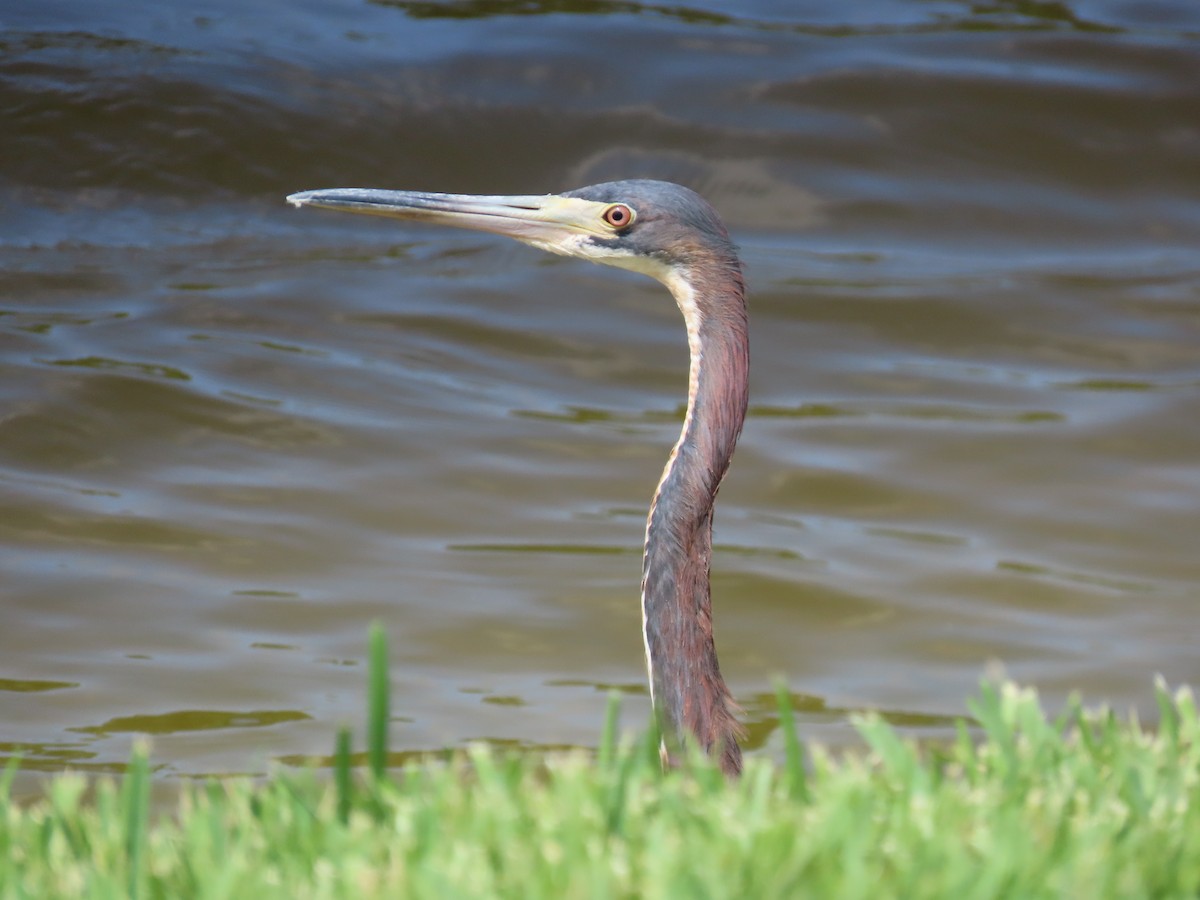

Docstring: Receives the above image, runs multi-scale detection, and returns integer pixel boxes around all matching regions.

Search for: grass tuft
[3,632,1199,898]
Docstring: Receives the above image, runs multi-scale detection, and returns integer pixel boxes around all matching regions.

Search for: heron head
[286,179,736,287]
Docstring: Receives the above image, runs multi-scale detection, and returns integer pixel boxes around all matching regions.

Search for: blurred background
[2,0,1198,786]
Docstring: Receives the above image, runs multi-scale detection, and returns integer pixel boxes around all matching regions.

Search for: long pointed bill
[285,188,611,253]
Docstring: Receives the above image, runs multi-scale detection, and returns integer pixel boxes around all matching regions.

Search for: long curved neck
[641,254,748,776]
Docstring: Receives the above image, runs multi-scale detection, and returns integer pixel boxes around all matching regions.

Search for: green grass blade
[640,707,664,774]
[773,678,809,801]
[334,725,353,825]
[598,690,620,771]
[1154,675,1179,747]
[122,743,151,900]
[368,622,390,782]
[0,752,20,801]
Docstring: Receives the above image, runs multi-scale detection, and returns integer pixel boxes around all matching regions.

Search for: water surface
[2,0,1199,788]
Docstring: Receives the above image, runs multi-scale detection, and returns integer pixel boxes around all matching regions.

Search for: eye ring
[602,203,635,229]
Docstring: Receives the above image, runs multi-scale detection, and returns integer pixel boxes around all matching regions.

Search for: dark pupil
[610,207,626,224]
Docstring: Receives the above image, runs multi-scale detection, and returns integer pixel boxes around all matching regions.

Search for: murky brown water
[3,1,1199,788]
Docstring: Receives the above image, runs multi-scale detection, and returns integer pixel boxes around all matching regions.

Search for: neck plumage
[640,254,749,776]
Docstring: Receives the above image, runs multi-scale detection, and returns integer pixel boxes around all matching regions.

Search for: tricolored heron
[287,180,748,775]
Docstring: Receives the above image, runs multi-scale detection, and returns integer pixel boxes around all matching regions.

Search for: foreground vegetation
[3,629,1199,898]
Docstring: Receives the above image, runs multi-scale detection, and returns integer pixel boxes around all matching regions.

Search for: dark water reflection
[2,0,1198,785]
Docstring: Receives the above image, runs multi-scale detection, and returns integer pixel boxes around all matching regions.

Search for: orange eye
[602,204,634,228]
